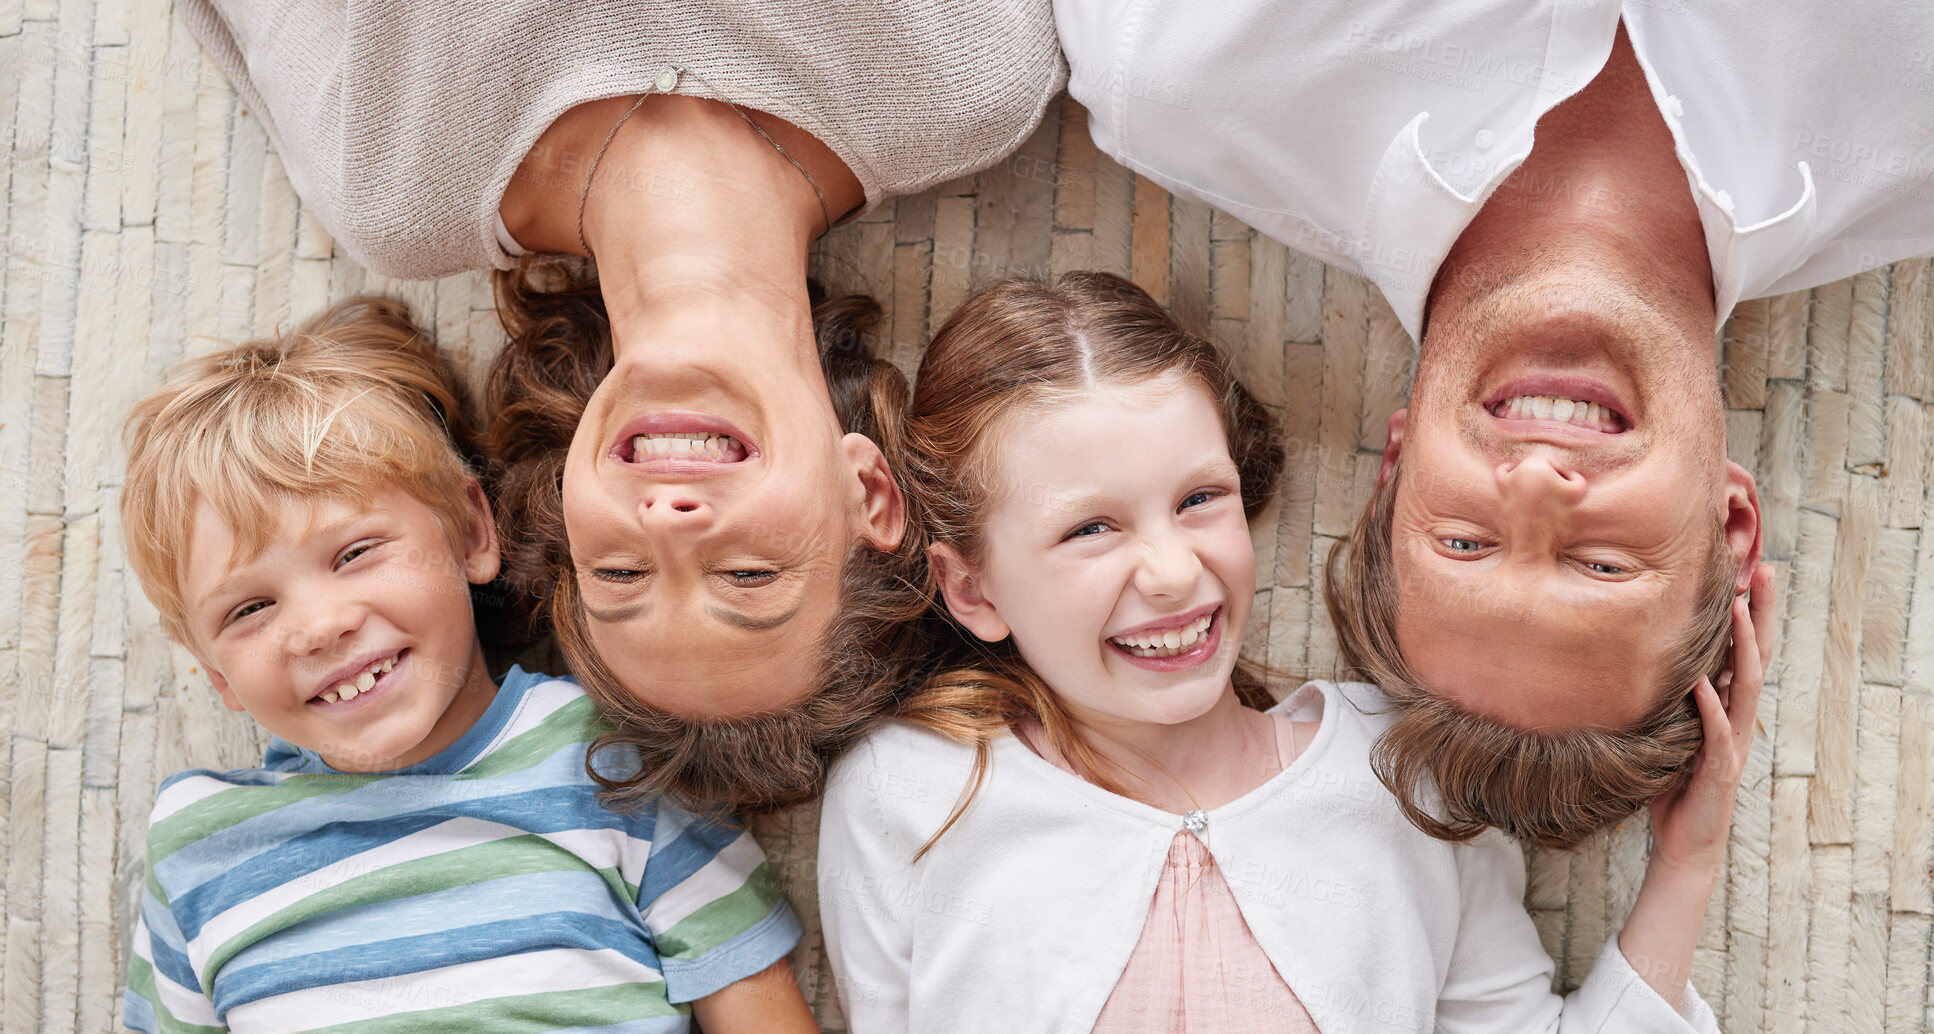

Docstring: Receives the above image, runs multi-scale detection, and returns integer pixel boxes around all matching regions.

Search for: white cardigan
[818,680,1718,1034]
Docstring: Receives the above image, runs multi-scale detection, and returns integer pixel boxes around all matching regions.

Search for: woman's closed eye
[593,568,647,583]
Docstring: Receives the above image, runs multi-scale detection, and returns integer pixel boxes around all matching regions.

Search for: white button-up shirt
[1057,0,1934,341]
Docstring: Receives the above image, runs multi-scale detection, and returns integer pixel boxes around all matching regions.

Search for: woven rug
[2,5,1930,1031]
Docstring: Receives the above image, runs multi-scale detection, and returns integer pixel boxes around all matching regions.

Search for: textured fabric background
[1,3,1930,1031]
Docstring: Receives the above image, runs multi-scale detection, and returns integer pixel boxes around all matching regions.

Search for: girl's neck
[1028,684,1291,814]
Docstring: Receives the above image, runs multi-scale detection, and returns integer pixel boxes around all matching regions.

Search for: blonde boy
[119,299,815,1034]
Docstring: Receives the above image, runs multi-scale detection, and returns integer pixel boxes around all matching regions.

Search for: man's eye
[1584,561,1625,575]
[727,570,778,586]
[1444,538,1484,553]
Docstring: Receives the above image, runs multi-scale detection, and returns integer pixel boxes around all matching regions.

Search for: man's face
[1388,267,1758,731]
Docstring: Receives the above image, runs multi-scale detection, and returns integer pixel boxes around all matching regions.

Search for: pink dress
[1089,716,1322,1034]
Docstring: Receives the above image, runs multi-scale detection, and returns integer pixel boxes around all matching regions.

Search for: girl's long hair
[896,272,1285,857]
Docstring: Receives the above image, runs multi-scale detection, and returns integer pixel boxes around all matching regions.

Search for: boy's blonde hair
[122,297,483,646]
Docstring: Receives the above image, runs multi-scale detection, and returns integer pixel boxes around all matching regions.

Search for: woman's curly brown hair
[483,257,935,814]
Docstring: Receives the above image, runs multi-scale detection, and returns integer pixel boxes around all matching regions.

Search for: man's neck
[1427,24,1716,345]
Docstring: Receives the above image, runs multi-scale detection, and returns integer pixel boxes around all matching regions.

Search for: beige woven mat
[2,4,1930,1031]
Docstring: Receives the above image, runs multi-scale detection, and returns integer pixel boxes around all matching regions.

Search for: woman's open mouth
[1107,606,1223,672]
[609,412,759,473]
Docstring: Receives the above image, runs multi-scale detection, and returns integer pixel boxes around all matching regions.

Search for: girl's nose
[1133,531,1203,598]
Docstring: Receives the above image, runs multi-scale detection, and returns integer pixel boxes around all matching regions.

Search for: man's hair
[1324,460,1736,850]
[485,258,933,814]
[122,297,484,646]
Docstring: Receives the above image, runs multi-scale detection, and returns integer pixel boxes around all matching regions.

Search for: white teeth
[320,691,339,704]
[630,432,745,461]
[1111,614,1215,658]
[356,671,376,692]
[338,683,359,700]
[1497,395,1621,432]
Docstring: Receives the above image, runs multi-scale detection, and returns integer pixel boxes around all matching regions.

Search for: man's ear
[844,432,907,553]
[460,478,501,585]
[928,542,1009,643]
[205,666,247,712]
[1377,409,1407,486]
[1723,461,1762,593]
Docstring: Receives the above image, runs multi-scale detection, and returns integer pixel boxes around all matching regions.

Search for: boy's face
[179,483,502,772]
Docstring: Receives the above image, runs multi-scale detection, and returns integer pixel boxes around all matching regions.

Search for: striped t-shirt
[123,667,802,1033]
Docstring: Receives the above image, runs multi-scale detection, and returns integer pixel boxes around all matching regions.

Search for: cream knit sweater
[181,1,1065,279]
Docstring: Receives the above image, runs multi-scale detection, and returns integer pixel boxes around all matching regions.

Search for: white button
[1475,129,1495,150]
[1665,95,1684,118]
[655,66,680,93]
[1713,189,1734,212]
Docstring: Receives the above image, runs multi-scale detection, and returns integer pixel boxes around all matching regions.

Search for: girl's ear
[928,542,1010,643]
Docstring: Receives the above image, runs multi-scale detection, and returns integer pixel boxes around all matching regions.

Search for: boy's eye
[1067,521,1111,540]
[336,540,381,568]
[226,599,271,625]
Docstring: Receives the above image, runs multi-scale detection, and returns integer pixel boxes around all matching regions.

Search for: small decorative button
[1475,129,1495,150]
[1182,810,1209,834]
[655,66,680,93]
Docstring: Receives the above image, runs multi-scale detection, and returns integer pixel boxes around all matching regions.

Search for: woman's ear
[460,479,502,585]
[844,433,906,552]
[928,541,1010,643]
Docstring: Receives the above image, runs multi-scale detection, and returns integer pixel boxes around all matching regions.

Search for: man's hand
[1648,560,1775,875]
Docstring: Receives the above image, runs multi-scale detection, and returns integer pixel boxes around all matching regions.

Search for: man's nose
[1493,455,1586,550]
[1133,529,1202,598]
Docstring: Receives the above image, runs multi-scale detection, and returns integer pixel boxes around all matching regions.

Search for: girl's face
[934,376,1256,729]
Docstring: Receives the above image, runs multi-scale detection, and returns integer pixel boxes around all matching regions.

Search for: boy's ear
[205,667,248,712]
[928,542,1009,643]
[460,479,501,585]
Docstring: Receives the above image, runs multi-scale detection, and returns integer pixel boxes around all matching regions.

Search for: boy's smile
[180,483,501,772]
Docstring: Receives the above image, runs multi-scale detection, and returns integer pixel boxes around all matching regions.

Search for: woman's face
[560,302,902,718]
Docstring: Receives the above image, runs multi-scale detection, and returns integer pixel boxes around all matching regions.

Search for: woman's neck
[1033,685,1290,814]
[498,93,863,352]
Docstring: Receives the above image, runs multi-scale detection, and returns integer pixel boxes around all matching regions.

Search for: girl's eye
[1068,521,1111,539]
[726,570,778,586]
[1444,538,1485,553]
[1180,490,1220,510]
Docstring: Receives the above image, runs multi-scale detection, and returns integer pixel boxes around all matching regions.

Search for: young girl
[818,272,1765,1033]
